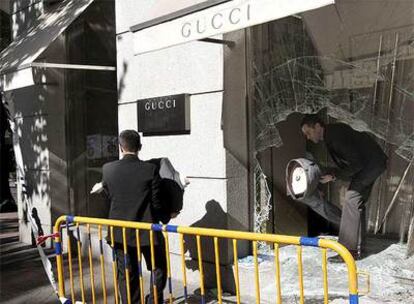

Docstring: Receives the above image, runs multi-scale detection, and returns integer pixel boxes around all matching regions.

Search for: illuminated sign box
[137,93,191,136]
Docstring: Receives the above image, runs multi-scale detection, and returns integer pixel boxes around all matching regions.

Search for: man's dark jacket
[324,123,387,182]
[102,154,162,247]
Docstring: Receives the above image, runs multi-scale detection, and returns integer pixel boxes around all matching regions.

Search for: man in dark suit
[102,130,166,303]
[301,115,387,259]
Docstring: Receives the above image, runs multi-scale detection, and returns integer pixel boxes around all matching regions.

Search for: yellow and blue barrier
[54,215,361,304]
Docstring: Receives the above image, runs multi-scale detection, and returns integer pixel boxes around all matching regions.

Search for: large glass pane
[65,0,117,218]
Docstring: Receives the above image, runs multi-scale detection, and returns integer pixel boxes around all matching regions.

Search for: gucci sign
[132,0,334,55]
[137,94,190,136]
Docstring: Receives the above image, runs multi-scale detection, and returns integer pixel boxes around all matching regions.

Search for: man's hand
[320,174,335,184]
[90,182,104,194]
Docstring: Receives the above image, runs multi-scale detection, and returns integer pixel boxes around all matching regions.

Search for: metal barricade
[54,215,360,304]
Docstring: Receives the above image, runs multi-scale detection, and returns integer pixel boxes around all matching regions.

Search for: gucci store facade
[1,0,412,298]
[116,0,414,292]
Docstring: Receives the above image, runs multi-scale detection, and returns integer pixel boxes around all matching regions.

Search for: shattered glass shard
[253,56,414,162]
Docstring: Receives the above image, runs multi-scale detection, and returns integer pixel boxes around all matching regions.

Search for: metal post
[372,35,383,232]
[372,35,383,122]
[377,33,399,234]
[400,173,414,243]
[376,158,413,234]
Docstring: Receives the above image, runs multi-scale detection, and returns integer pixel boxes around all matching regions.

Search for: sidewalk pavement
[0,212,57,303]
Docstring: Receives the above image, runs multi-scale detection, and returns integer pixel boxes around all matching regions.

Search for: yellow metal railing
[54,215,361,304]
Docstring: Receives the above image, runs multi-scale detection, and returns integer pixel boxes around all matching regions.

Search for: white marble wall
[115,0,252,292]
[116,15,227,228]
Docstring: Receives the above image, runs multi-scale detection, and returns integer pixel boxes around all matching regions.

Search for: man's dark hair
[119,130,142,152]
[300,114,325,128]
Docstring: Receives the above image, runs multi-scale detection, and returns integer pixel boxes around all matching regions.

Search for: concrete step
[0,211,18,221]
[0,243,54,267]
[0,230,19,244]
[0,241,33,255]
[0,212,19,245]
[0,244,39,264]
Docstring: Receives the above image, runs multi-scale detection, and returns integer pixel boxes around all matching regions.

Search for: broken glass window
[250,16,414,243]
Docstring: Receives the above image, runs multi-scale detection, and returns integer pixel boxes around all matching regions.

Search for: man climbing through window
[301,114,387,260]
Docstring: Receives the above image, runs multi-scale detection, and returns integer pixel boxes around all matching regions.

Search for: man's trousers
[338,161,386,253]
[115,241,167,304]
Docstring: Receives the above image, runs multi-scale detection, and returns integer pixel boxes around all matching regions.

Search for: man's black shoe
[328,254,344,263]
[350,250,361,261]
